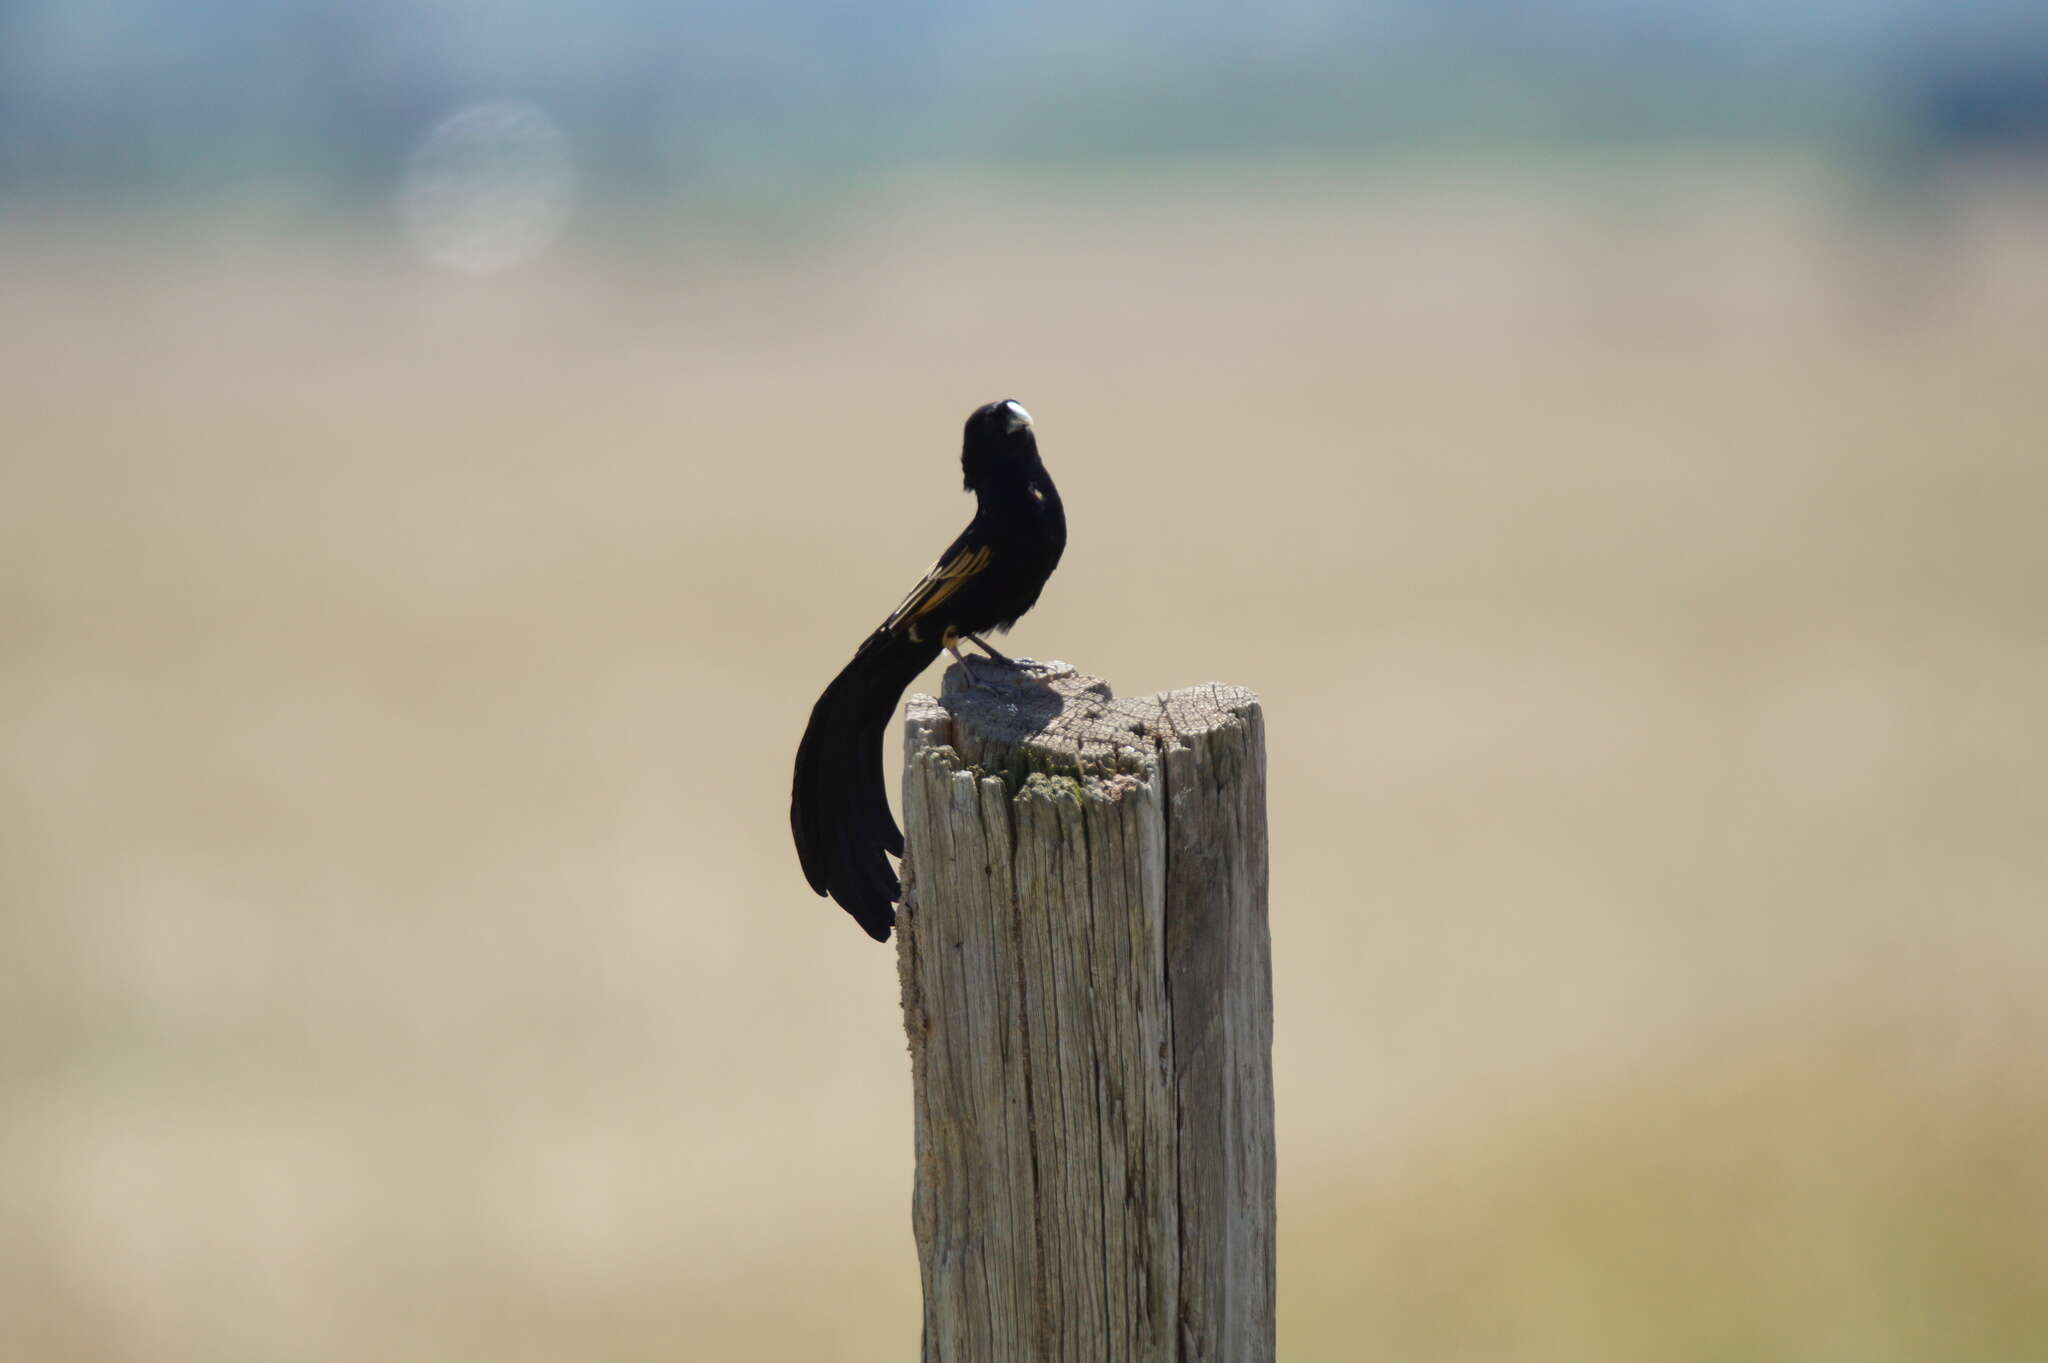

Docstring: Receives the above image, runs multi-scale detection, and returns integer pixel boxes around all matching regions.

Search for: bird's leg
[944,630,993,689]
[965,634,1014,665]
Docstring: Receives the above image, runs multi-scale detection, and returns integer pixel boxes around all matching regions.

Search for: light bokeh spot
[401,101,576,274]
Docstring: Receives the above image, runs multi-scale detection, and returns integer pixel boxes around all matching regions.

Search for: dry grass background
[3,160,2046,1360]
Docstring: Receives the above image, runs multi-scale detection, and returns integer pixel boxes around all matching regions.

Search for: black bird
[791,399,1066,941]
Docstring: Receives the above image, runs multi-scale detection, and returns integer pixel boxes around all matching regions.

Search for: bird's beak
[1001,401,1032,434]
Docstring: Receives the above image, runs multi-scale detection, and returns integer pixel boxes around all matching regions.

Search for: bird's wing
[881,542,993,641]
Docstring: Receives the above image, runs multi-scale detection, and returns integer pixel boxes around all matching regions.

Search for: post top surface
[906,659,1258,782]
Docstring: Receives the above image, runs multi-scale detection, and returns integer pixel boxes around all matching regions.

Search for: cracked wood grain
[898,660,1272,1363]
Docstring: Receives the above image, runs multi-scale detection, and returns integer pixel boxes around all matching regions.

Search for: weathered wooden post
[897,660,1273,1363]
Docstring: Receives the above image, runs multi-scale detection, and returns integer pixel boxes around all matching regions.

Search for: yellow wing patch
[884,544,993,640]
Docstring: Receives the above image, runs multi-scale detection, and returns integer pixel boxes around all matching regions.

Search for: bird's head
[961,399,1037,490]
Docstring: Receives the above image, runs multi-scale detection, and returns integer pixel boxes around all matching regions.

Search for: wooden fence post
[897,660,1273,1363]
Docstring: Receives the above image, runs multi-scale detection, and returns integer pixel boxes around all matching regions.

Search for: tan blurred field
[3,160,2046,1361]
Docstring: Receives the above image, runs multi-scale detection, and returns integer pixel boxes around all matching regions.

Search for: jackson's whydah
[790,399,1066,941]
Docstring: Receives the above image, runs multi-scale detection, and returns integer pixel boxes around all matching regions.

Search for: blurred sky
[5,0,2048,217]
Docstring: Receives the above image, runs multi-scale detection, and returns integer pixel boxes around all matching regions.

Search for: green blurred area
[3,0,2043,214]
[3,39,2047,1360]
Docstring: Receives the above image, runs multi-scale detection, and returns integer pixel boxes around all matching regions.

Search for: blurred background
[4,1,2046,1358]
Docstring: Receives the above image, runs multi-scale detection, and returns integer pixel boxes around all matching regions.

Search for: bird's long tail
[790,631,941,940]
